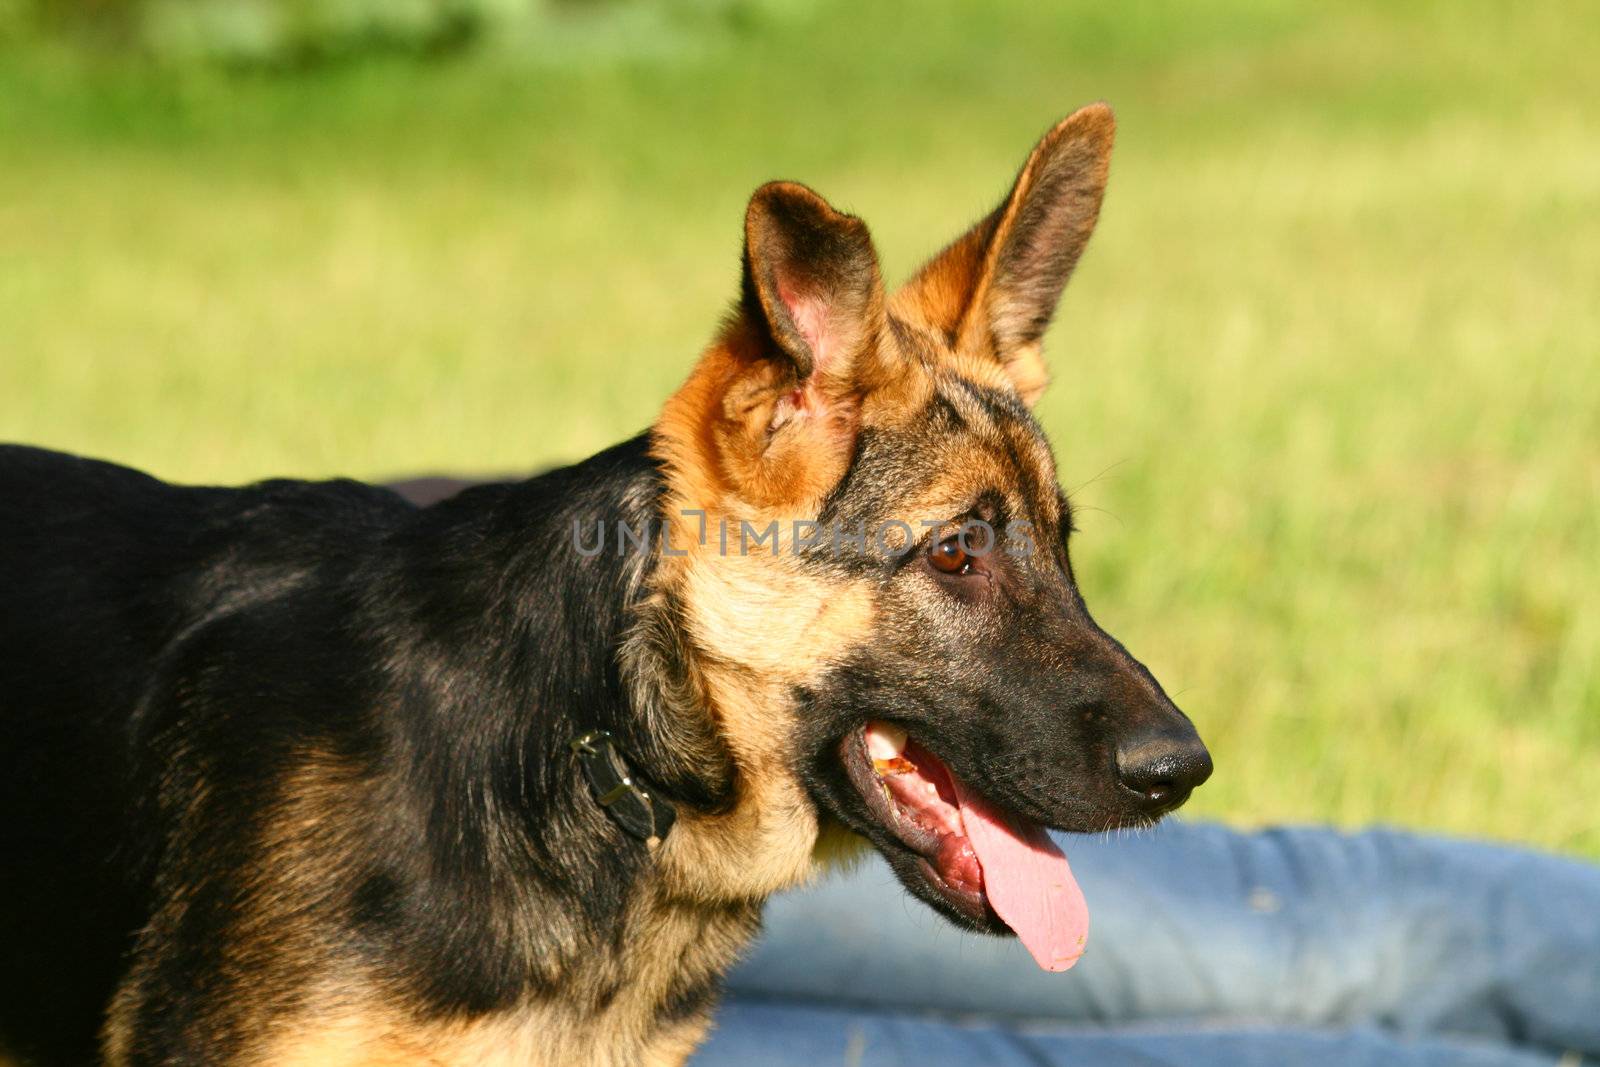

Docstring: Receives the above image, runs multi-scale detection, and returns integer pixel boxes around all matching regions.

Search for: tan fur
[641,400,887,898]
[254,885,743,1067]
[120,855,754,1067]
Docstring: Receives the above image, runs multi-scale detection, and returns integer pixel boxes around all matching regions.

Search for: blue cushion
[712,820,1600,1063]
[697,999,1564,1066]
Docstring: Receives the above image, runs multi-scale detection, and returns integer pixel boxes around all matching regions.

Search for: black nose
[1115,732,1213,810]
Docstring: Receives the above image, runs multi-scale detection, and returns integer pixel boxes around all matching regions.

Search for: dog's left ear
[741,181,885,388]
[657,182,891,511]
[892,103,1115,406]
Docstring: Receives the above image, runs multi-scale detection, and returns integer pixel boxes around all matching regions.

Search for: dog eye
[928,536,971,575]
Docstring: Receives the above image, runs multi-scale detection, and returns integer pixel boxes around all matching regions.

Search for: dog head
[649,103,1209,968]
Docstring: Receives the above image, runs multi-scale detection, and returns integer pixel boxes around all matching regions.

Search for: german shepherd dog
[0,103,1210,1066]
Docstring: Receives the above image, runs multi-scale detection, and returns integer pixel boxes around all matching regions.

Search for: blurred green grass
[2,0,1596,855]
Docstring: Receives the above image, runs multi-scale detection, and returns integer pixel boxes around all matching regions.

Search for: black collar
[570,731,677,847]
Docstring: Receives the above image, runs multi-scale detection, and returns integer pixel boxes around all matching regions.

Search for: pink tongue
[953,780,1088,971]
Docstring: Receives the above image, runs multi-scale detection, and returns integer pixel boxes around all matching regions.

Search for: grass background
[3,0,1596,856]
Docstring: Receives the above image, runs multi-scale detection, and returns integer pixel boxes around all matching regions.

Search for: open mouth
[840,721,1089,972]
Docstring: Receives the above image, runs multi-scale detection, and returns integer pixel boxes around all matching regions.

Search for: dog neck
[361,433,784,1061]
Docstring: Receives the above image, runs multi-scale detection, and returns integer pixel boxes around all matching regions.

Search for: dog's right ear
[892,103,1115,406]
[657,182,890,512]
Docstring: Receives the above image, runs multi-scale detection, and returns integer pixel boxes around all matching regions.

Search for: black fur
[795,381,1211,931]
[0,435,728,1065]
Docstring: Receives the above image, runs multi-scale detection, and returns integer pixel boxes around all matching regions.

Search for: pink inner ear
[777,280,833,375]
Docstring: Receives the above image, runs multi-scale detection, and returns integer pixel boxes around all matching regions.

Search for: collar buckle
[570,730,676,848]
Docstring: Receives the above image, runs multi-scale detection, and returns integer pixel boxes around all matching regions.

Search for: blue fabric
[692,820,1600,1066]
[700,1001,1563,1067]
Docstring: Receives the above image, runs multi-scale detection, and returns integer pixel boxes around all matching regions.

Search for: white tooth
[865,722,908,761]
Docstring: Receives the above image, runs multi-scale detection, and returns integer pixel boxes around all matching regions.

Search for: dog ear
[892,103,1114,406]
[741,181,884,386]
[656,182,889,510]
